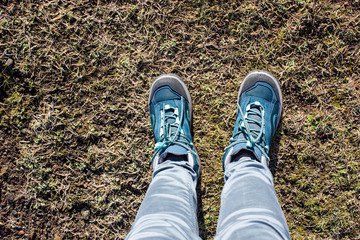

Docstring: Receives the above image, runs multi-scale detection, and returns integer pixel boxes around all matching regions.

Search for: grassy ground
[1,0,359,239]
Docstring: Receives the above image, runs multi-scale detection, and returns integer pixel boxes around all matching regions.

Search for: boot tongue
[163,104,180,134]
[163,104,189,143]
[244,101,262,141]
[158,145,188,164]
[229,102,263,161]
[229,142,262,163]
[158,104,188,163]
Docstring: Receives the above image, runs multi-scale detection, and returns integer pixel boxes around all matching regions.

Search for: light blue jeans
[126,156,290,240]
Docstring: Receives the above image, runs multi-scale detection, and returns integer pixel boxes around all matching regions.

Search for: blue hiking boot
[149,74,201,175]
[223,70,283,168]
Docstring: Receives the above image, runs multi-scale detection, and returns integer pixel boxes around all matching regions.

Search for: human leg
[126,160,200,240]
[215,71,290,240]
[215,153,290,239]
[126,74,201,240]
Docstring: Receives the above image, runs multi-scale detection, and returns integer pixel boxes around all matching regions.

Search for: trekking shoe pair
[148,71,283,175]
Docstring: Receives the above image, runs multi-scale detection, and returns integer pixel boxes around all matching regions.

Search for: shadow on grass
[269,121,284,177]
[197,177,209,240]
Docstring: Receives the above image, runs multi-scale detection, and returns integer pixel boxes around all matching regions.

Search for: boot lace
[151,97,195,161]
[225,101,270,161]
